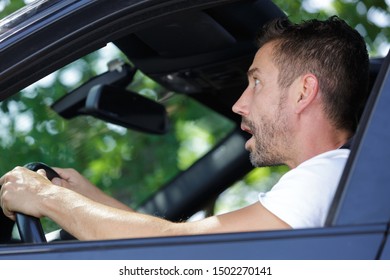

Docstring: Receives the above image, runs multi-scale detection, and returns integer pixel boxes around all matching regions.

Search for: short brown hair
[257,16,369,132]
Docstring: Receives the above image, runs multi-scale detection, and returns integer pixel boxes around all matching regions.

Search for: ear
[295,74,319,114]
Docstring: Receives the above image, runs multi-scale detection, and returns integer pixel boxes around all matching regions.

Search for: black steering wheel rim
[15,162,61,243]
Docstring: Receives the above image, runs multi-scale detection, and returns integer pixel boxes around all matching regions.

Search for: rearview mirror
[85,85,169,134]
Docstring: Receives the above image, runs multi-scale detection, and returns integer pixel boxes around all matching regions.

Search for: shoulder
[300,149,350,167]
[259,149,350,228]
[290,149,350,177]
[277,149,349,192]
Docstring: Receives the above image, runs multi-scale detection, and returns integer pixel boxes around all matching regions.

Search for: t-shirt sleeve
[258,150,349,228]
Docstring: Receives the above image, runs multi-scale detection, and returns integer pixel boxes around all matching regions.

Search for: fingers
[0,167,22,219]
[37,169,47,178]
[51,167,72,187]
[51,177,62,187]
[52,167,72,181]
[38,169,63,188]
[0,166,49,220]
[0,166,19,186]
[51,167,85,186]
[1,203,15,221]
[0,174,4,186]
[0,166,22,187]
[0,179,16,221]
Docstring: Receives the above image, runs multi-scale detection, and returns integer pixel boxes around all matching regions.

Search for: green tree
[0,0,24,19]
[273,0,390,56]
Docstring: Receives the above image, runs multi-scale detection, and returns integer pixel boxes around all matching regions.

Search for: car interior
[0,0,386,246]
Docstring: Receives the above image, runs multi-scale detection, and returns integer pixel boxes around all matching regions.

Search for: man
[0,16,369,240]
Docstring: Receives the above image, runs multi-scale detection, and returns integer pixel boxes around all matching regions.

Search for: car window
[0,43,238,231]
[1,42,290,233]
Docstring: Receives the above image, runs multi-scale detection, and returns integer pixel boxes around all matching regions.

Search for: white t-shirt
[258,149,350,229]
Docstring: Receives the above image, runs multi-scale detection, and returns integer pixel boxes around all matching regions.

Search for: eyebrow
[247,67,261,78]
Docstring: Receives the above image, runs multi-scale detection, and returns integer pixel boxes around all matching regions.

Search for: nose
[232,87,250,116]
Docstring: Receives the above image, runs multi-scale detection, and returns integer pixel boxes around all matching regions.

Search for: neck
[285,127,352,169]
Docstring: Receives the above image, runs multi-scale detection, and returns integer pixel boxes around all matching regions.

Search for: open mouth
[240,123,254,151]
[240,122,254,136]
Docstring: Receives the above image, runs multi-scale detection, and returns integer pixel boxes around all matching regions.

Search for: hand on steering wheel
[15,162,61,243]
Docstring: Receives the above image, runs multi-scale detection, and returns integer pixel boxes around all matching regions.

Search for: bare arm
[43,188,290,240]
[52,167,133,212]
[38,188,290,240]
[0,167,290,240]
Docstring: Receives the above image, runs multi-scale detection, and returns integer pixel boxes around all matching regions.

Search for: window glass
[0,43,235,231]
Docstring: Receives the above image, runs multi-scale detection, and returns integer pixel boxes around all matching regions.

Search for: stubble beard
[245,109,290,168]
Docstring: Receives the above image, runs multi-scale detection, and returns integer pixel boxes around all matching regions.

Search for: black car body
[0,0,389,259]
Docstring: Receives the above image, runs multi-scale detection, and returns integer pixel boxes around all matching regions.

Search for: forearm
[87,187,134,212]
[42,186,174,240]
[41,186,291,241]
[51,168,134,212]
[3,167,288,240]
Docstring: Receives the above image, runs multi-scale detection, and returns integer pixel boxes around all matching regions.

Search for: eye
[254,78,260,87]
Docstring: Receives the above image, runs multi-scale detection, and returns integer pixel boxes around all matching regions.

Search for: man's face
[232,42,293,167]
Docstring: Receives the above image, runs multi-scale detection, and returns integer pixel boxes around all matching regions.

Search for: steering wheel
[15,162,61,243]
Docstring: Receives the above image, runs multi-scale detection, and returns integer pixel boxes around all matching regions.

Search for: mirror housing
[51,62,169,135]
[84,85,169,134]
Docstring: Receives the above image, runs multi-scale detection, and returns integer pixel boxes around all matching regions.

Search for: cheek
[251,95,275,118]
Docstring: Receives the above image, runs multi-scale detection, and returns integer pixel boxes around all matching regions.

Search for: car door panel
[0,224,385,260]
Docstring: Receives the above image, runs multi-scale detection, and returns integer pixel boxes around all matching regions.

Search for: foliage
[0,0,24,19]
[273,0,390,56]
[0,42,234,231]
